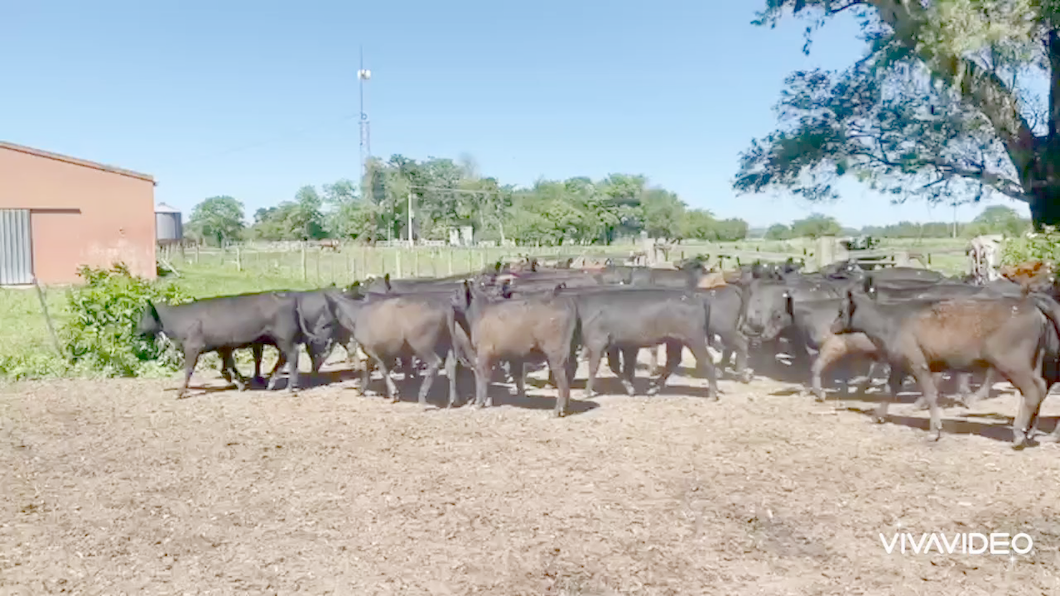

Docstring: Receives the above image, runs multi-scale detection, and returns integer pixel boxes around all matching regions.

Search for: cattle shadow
[839,402,1060,446]
[359,371,600,415]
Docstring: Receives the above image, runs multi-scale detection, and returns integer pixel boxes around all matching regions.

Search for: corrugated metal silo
[155,203,183,244]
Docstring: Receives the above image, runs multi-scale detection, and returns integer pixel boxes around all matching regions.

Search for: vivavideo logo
[880,532,1033,555]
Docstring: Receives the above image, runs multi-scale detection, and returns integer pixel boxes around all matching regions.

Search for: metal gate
[0,209,33,285]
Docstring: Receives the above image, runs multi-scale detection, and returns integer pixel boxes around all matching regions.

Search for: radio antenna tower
[357,46,372,184]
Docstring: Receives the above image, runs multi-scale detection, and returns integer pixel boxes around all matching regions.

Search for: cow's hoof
[645,386,660,396]
[873,415,887,424]
[552,410,566,418]
[739,372,753,384]
[707,394,719,402]
[813,394,826,403]
[1011,439,1028,451]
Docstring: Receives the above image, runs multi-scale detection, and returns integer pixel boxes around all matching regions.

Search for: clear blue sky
[0,0,1031,228]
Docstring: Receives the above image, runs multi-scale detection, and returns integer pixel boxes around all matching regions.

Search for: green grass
[1,238,973,380]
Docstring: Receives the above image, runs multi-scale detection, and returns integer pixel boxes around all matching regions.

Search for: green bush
[61,263,193,377]
[1001,227,1060,266]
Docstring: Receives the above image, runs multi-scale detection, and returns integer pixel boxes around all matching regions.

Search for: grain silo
[154,202,183,245]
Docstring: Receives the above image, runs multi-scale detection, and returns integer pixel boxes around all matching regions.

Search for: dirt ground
[3,351,1060,596]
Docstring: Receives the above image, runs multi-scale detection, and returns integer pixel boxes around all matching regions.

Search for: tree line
[184,152,1032,248]
[186,154,750,246]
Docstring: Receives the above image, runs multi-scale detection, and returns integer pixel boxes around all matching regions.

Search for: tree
[641,188,686,240]
[965,205,1031,237]
[188,195,244,246]
[791,213,841,239]
[734,1,1060,229]
[765,223,792,240]
[681,209,717,240]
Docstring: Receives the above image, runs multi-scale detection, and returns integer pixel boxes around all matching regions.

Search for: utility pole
[407,191,414,247]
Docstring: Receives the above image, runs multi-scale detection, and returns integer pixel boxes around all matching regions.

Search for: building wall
[0,145,156,284]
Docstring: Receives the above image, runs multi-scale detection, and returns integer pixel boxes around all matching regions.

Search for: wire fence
[157,241,635,285]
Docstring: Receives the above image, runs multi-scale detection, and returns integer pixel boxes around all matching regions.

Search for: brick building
[0,141,157,285]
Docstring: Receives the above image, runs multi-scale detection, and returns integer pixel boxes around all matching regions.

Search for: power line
[172,112,359,170]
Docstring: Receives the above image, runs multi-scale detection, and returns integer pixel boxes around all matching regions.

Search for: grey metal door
[0,209,33,284]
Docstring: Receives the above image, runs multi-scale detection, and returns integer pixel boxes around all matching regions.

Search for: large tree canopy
[735,0,1060,227]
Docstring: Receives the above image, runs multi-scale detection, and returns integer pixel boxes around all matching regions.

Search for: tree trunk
[1027,138,1060,229]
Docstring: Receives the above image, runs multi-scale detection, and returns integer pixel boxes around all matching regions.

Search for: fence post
[448,249,454,276]
[414,248,420,278]
[396,250,402,278]
[235,246,242,272]
[33,278,63,358]
[195,244,200,263]
[301,242,308,281]
[315,250,321,282]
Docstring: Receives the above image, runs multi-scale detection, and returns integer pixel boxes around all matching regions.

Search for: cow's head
[136,301,163,337]
[740,281,793,340]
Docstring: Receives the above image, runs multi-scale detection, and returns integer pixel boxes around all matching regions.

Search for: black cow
[324,291,470,407]
[137,292,308,398]
[570,287,719,400]
[832,282,1060,448]
[451,281,578,416]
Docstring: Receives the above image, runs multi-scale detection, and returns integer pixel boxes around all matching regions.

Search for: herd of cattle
[135,256,1060,450]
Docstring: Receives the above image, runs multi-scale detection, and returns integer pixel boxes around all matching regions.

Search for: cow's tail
[296,297,332,347]
[1032,293,1060,342]
[446,307,476,369]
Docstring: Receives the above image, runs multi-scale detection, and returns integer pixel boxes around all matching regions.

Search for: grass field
[0,238,971,380]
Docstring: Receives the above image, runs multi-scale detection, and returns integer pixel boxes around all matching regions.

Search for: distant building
[0,141,157,284]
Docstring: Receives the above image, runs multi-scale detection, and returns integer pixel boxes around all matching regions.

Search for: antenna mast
[357,46,372,185]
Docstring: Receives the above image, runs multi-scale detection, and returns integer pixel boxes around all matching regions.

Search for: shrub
[61,263,193,377]
[1001,227,1060,266]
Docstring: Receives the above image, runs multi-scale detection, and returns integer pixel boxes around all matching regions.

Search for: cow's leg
[404,357,419,384]
[366,351,398,402]
[445,349,459,408]
[219,348,247,391]
[265,351,288,390]
[511,358,526,399]
[1008,367,1048,449]
[359,355,374,396]
[907,360,943,441]
[647,341,683,396]
[911,372,945,411]
[605,347,623,378]
[963,368,995,408]
[649,344,663,375]
[874,364,905,423]
[810,344,842,402]
[281,341,300,394]
[474,353,494,408]
[548,352,571,418]
[725,331,752,383]
[178,346,202,399]
[687,339,720,400]
[416,350,444,407]
[619,347,637,396]
[584,343,605,398]
[251,344,265,386]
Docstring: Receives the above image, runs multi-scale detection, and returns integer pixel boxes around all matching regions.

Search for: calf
[832,282,1059,447]
[324,291,468,407]
[567,287,719,400]
[137,292,305,398]
[451,281,578,416]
